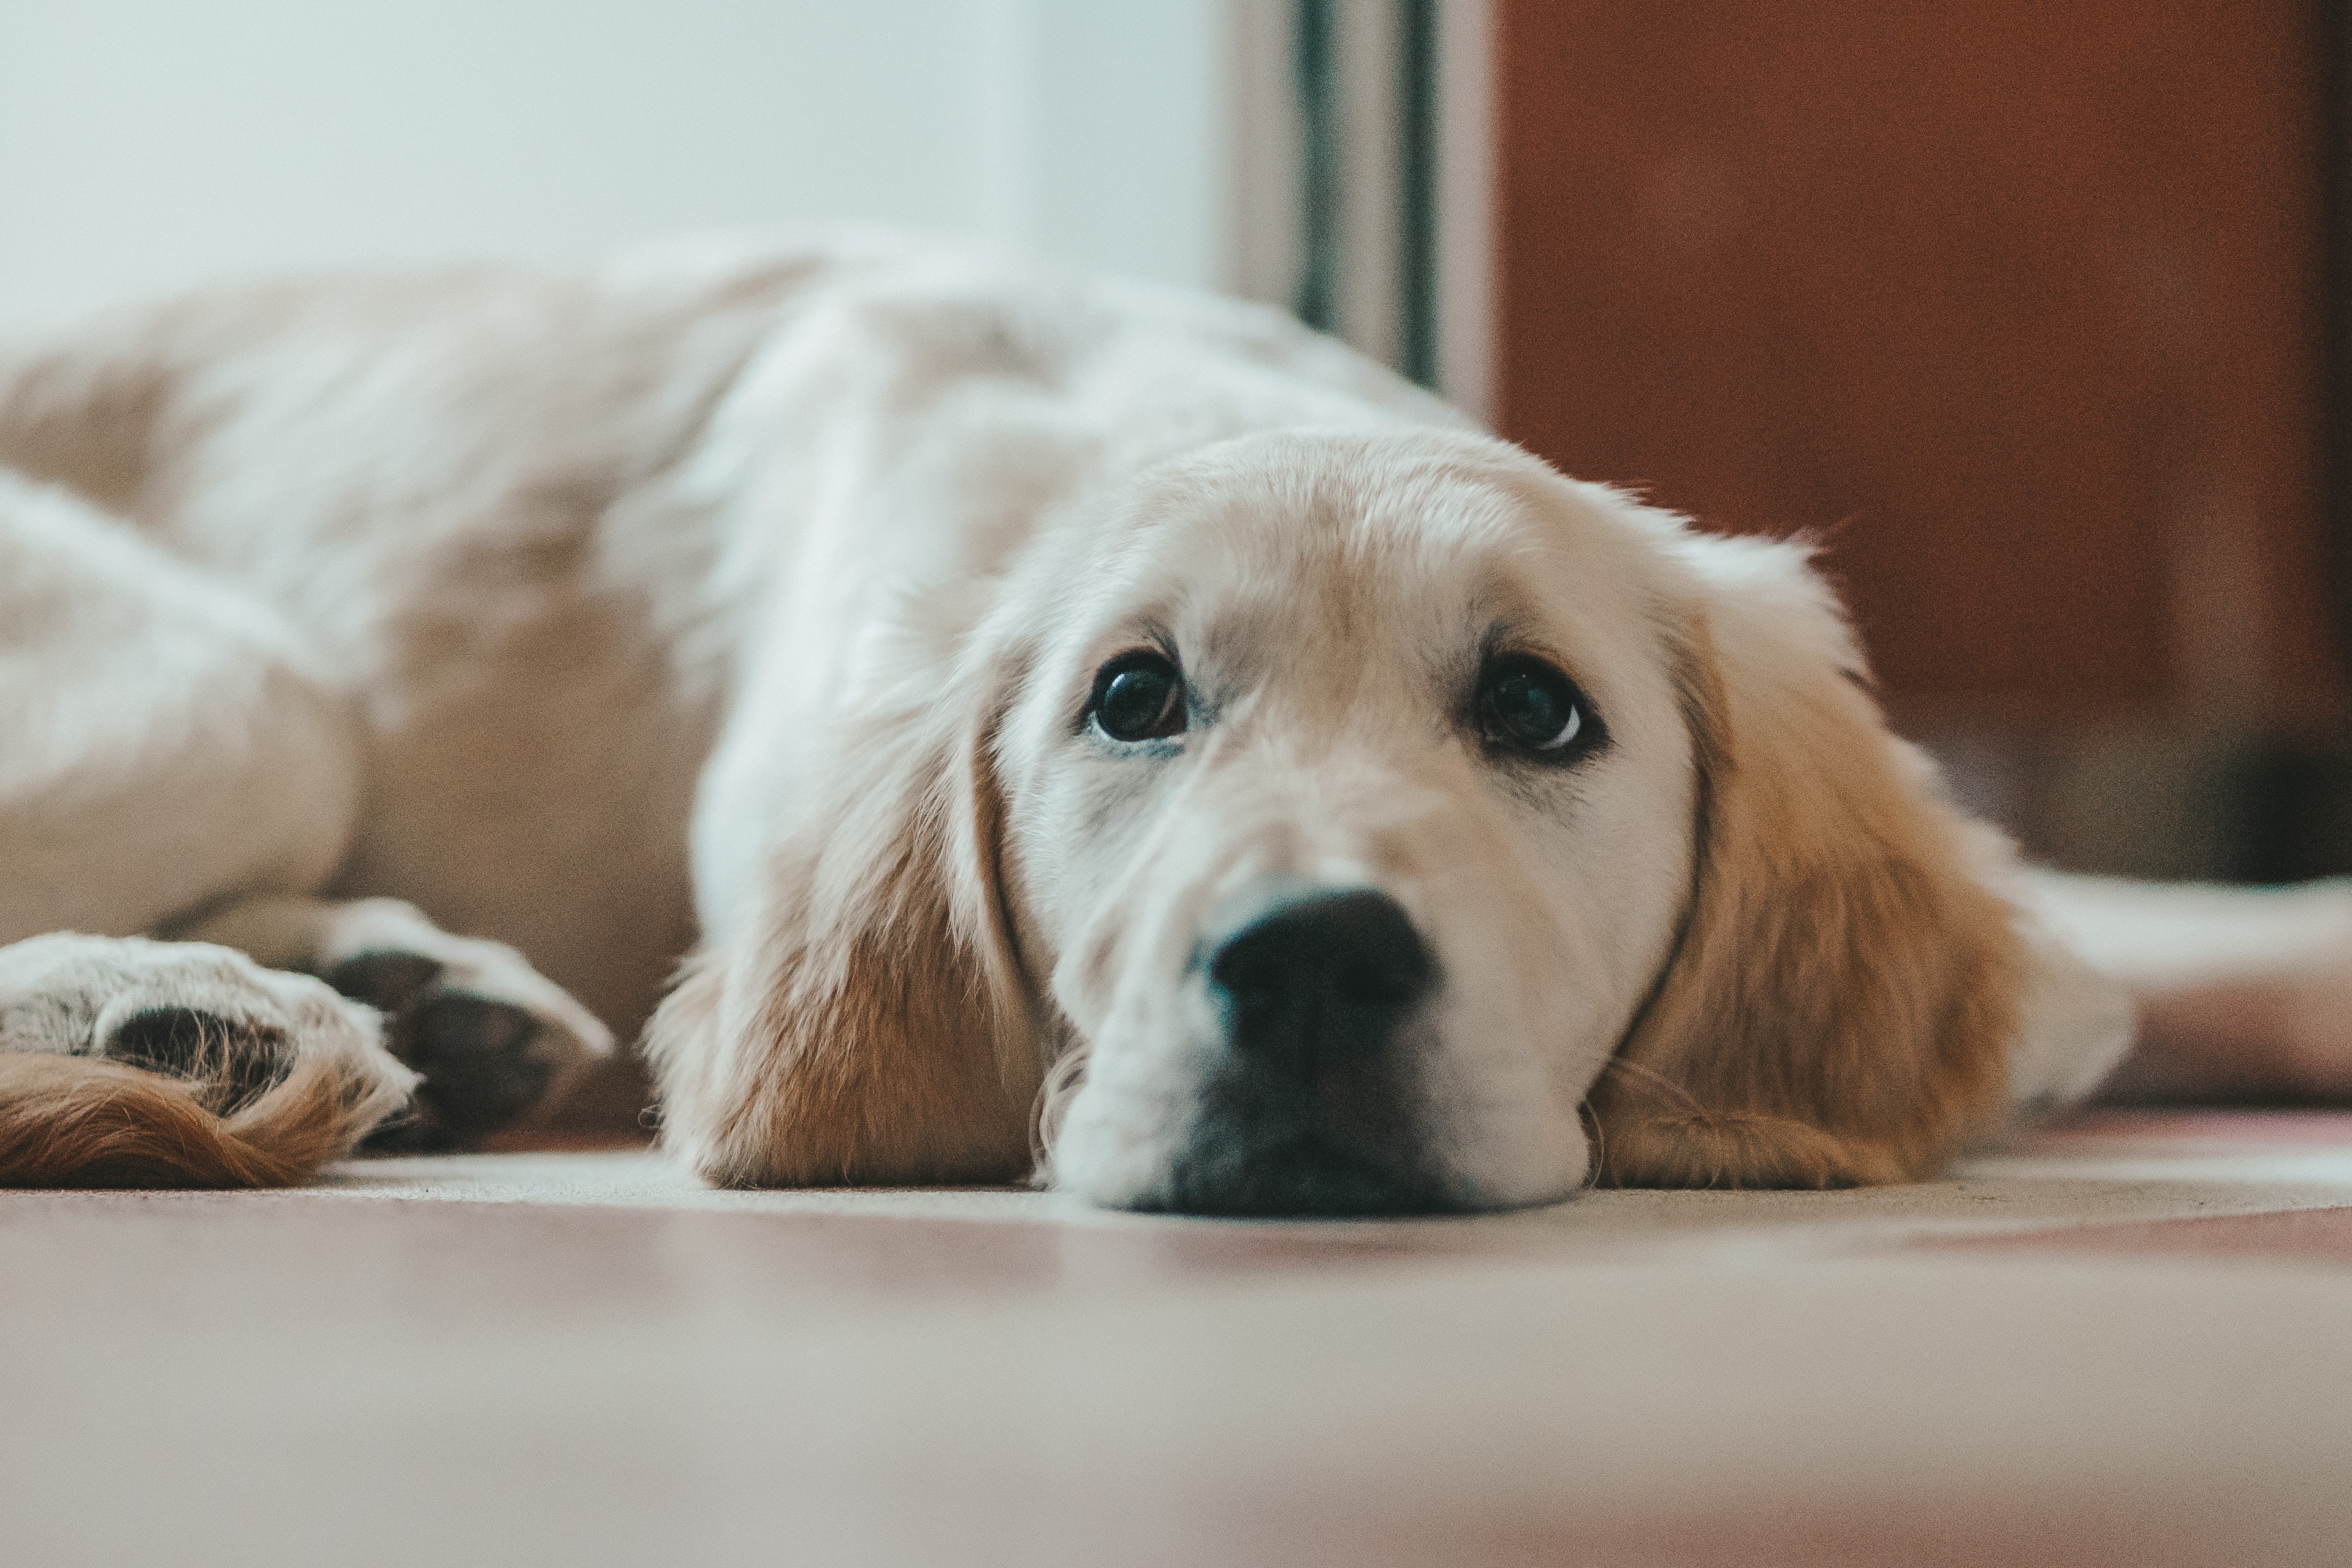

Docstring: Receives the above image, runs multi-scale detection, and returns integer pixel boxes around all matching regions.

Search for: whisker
[1028,1043,1090,1184]
[1600,1053,1711,1119]
[1577,1098,1607,1190]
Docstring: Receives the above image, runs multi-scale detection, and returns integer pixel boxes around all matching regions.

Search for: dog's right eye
[1089,651,1187,743]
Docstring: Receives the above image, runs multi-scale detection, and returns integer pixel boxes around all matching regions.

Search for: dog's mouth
[1140,1081,1463,1217]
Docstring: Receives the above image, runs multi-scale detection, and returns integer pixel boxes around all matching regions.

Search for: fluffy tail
[0,1051,382,1188]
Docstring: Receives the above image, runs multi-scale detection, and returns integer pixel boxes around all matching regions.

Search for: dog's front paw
[0,932,416,1136]
[312,902,613,1151]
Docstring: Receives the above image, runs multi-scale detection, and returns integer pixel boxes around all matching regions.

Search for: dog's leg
[170,894,612,1149]
[0,468,359,945]
[0,469,424,1181]
[2028,870,2352,1103]
[0,473,609,1163]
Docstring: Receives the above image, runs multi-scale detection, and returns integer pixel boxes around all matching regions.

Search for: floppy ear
[1588,533,2023,1188]
[645,671,1038,1187]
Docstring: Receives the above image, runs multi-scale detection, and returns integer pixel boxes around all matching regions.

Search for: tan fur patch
[0,1051,371,1188]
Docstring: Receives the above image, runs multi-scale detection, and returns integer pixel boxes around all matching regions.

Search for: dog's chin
[1143,1128,1464,1217]
[1049,1080,1592,1219]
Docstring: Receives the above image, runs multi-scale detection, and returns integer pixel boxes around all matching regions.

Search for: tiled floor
[5,1111,2350,1567]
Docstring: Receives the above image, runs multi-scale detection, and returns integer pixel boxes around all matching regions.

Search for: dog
[1,231,2345,1212]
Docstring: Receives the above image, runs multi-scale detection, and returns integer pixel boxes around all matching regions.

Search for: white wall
[0,0,1280,319]
[1435,0,1491,422]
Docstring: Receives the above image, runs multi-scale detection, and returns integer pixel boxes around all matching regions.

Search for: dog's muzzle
[1149,881,1460,1217]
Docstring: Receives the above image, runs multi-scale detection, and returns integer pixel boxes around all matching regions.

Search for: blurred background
[4,0,2346,883]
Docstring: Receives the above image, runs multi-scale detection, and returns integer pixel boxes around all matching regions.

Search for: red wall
[1493,1,2337,726]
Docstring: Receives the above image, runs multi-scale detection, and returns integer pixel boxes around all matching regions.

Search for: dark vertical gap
[2229,2,2352,883]
[2322,0,2352,695]
[1293,0,1339,333]
[1396,0,1441,386]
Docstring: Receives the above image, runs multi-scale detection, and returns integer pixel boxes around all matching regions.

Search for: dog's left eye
[1089,651,1187,743]
[1478,655,1600,757]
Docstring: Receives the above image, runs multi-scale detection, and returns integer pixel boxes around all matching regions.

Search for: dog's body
[0,232,2343,1208]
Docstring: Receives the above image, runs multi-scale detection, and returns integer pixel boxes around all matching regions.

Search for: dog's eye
[1089,651,1187,743]
[1478,655,1599,757]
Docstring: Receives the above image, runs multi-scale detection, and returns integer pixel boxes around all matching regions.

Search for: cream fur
[0,227,2288,1206]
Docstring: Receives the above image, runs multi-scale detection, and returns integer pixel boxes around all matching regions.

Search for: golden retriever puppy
[0,232,2335,1209]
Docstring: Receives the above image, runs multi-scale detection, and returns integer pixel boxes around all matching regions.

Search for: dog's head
[650,429,2022,1213]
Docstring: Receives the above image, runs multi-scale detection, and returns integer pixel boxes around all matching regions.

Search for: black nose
[1206,888,1437,1068]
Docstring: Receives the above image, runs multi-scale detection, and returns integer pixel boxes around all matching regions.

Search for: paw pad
[101,1006,288,1113]
[326,950,555,1150]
